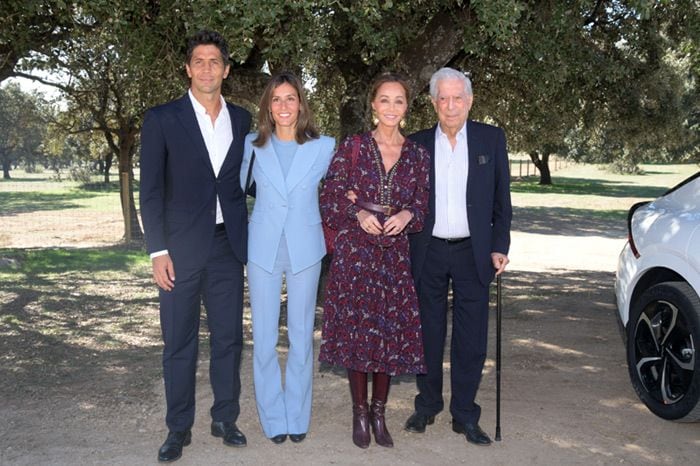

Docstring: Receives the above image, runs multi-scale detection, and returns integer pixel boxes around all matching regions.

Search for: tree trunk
[103,152,113,184]
[339,75,372,138]
[397,5,473,100]
[117,129,144,244]
[1,156,10,179]
[529,150,552,185]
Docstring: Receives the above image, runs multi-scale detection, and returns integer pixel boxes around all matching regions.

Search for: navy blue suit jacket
[140,94,252,270]
[408,120,512,287]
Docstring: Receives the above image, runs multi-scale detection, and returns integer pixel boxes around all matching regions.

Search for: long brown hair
[253,71,320,147]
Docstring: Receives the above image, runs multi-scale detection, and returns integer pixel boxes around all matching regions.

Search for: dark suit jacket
[140,93,252,270]
[408,120,512,287]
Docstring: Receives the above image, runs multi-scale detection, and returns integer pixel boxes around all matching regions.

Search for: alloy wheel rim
[633,299,696,405]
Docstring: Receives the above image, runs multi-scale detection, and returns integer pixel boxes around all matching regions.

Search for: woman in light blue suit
[240,72,334,444]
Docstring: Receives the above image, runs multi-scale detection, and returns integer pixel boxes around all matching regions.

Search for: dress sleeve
[404,143,430,234]
[320,136,360,230]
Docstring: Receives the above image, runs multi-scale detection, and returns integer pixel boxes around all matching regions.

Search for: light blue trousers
[247,236,321,438]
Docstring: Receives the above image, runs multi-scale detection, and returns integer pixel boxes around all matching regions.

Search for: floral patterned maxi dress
[319,132,429,376]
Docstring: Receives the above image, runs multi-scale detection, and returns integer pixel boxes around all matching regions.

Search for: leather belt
[432,236,470,244]
[355,200,398,216]
[215,223,226,232]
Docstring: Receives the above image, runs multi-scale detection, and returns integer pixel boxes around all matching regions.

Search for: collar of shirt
[435,121,468,144]
[432,120,470,239]
[187,89,232,225]
[188,89,227,121]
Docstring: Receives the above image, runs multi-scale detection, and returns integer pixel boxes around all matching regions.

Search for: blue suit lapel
[286,138,321,193]
[255,142,288,200]
[174,94,215,175]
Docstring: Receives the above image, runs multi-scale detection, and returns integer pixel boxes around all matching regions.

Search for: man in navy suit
[140,30,251,462]
[404,67,512,446]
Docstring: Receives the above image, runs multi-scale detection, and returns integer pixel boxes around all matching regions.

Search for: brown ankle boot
[370,372,394,448]
[348,369,370,448]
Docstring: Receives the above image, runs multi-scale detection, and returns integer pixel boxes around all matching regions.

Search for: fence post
[120,171,131,243]
[519,160,522,178]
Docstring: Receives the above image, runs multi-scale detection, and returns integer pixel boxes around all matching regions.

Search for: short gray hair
[429,67,472,99]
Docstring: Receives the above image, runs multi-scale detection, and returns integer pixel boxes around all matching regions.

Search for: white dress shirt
[149,91,233,259]
[432,122,470,239]
[189,89,233,225]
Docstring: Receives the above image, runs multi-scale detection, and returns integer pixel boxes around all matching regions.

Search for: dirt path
[2,177,700,465]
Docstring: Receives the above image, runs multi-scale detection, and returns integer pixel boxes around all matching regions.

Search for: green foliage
[0,0,79,81]
[68,164,96,183]
[461,0,700,178]
[471,0,525,45]
[0,83,47,178]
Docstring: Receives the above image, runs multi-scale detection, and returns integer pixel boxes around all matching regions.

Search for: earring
[399,118,406,129]
[372,112,379,126]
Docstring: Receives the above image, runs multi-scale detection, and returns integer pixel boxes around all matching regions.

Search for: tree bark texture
[530,151,552,185]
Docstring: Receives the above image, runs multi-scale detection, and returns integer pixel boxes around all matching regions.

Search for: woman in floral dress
[319,72,429,449]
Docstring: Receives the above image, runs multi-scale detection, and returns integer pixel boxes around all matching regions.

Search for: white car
[615,171,700,422]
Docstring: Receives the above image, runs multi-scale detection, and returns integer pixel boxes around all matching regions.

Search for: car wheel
[627,281,700,422]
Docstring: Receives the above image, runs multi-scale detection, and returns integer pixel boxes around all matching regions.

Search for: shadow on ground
[511,176,669,198]
[512,206,628,237]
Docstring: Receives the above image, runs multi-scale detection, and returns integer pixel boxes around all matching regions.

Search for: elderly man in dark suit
[405,67,512,446]
[140,30,251,462]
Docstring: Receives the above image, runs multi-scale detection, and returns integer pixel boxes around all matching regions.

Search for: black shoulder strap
[245,151,256,195]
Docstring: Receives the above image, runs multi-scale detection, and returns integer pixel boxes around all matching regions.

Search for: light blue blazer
[241,133,335,274]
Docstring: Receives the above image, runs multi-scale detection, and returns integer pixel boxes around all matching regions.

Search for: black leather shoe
[158,430,191,462]
[271,434,287,444]
[451,420,492,446]
[289,433,306,443]
[404,412,435,433]
[211,421,247,447]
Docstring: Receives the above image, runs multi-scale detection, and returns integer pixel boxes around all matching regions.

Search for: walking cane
[495,274,503,441]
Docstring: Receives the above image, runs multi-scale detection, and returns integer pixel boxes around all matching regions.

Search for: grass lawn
[0,171,126,215]
[511,163,699,225]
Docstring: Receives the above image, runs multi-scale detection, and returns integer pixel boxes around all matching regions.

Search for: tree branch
[395,4,473,99]
[10,71,71,93]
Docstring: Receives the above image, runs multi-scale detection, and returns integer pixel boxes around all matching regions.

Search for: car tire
[627,281,700,422]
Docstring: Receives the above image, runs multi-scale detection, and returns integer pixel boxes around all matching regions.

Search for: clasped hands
[347,190,412,236]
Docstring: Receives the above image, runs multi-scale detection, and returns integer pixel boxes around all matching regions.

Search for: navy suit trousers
[414,236,489,425]
[159,228,244,431]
